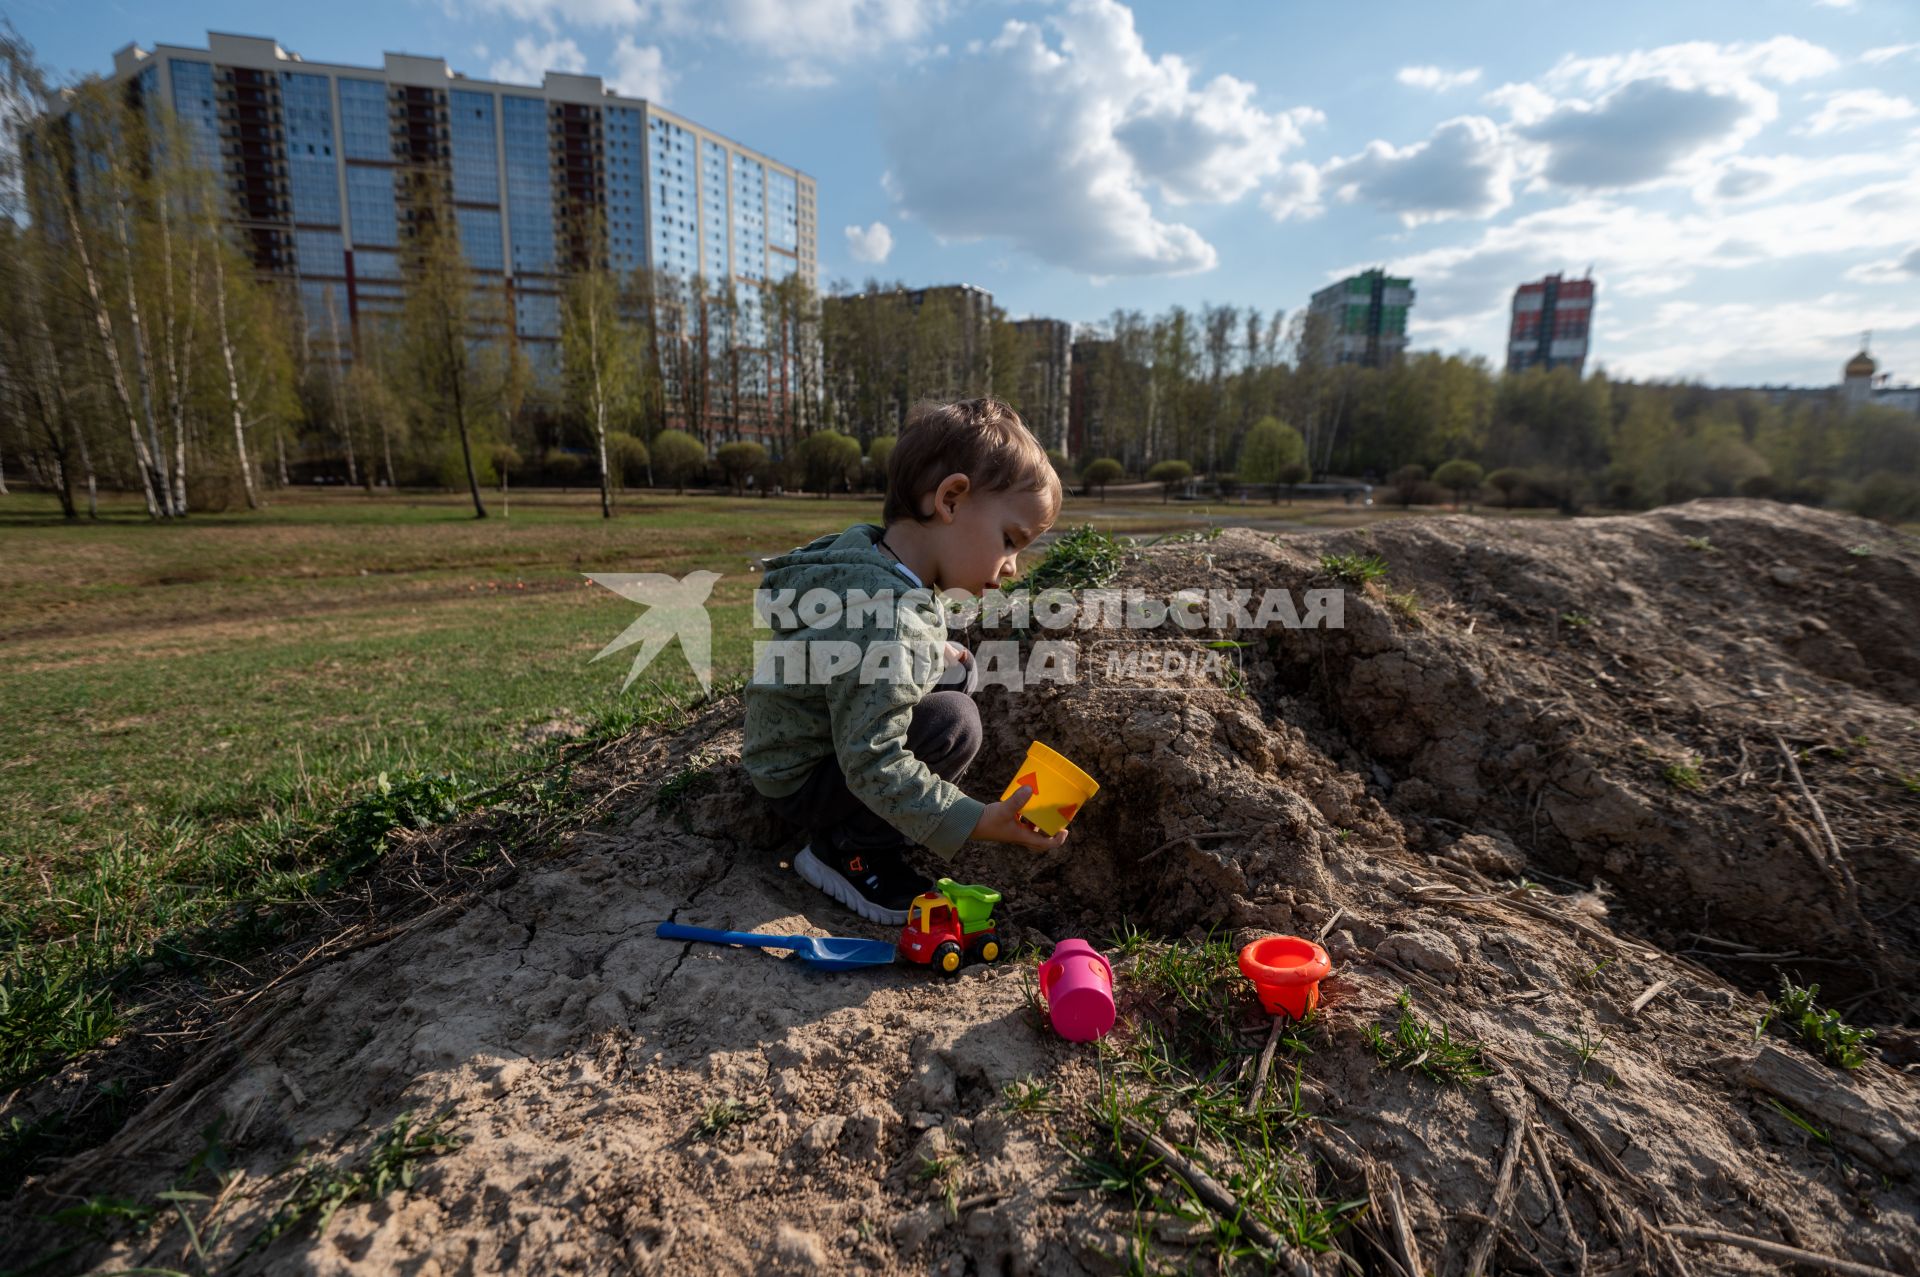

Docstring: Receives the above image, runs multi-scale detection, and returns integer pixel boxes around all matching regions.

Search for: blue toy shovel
[655,922,897,971]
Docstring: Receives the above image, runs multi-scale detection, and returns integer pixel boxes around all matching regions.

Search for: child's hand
[971,785,1069,851]
[944,641,971,668]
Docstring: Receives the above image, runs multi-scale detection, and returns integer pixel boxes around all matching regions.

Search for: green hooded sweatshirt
[742,522,987,859]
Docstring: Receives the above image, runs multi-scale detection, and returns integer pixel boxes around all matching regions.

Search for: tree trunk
[211,250,261,510]
[592,303,613,519]
[67,192,166,518]
[114,190,177,516]
[442,310,486,519]
[325,291,360,487]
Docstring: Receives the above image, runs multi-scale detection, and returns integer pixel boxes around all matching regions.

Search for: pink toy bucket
[1038,939,1116,1042]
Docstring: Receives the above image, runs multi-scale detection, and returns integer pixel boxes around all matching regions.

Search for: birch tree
[561,259,642,517]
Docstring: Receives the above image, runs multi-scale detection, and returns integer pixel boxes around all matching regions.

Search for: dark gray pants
[763,686,982,858]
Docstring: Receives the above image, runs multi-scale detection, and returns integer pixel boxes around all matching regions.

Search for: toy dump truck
[898,878,1001,975]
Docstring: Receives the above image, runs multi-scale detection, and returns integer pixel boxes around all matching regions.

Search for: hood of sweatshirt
[758,523,934,638]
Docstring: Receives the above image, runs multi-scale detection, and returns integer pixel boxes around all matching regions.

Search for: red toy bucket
[1238,935,1331,1020]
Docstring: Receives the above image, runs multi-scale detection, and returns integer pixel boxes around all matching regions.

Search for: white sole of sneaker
[794,845,910,926]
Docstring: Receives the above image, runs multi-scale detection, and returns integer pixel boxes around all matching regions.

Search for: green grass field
[0,482,1659,1097]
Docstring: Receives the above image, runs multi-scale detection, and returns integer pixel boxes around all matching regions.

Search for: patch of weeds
[1900,773,1920,796]
[1846,544,1872,557]
[1002,1076,1058,1116]
[1318,552,1388,587]
[323,771,471,884]
[1385,589,1422,621]
[1759,978,1875,1069]
[247,1108,460,1252]
[1537,1025,1611,1082]
[1070,931,1359,1270]
[1019,524,1130,592]
[1684,536,1717,552]
[1561,611,1593,629]
[1364,991,1493,1085]
[47,1193,161,1240]
[916,1151,966,1219]
[691,1097,763,1140]
[1661,759,1705,792]
[0,972,123,1099]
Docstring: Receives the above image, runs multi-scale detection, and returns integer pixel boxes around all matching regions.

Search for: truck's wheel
[935,941,963,975]
[977,938,1001,963]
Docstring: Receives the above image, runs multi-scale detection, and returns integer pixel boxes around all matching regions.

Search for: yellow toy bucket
[1000,741,1100,836]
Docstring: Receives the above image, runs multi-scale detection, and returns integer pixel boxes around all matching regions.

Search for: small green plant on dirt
[1365,991,1494,1085]
[916,1152,967,1219]
[1684,536,1717,552]
[1574,957,1613,990]
[692,1097,763,1139]
[249,1108,460,1252]
[1019,524,1130,591]
[1561,610,1593,628]
[1661,759,1705,792]
[1002,1077,1058,1116]
[1900,773,1920,796]
[1318,552,1389,587]
[1764,1096,1831,1144]
[1537,1025,1611,1082]
[1759,979,1875,1069]
[1846,544,1872,557]
[1384,588,1422,621]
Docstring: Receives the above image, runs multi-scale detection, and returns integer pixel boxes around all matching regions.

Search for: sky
[11,0,1920,387]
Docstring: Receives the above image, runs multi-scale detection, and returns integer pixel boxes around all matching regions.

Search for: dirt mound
[6,498,1918,1276]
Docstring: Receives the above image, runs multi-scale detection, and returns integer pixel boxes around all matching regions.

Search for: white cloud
[1353,167,1920,371]
[467,0,646,25]
[609,38,670,100]
[1694,146,1912,205]
[1606,296,1920,383]
[1797,88,1917,136]
[844,221,894,263]
[463,0,944,83]
[1538,36,1839,93]
[1397,65,1482,92]
[489,35,586,85]
[1301,115,1516,225]
[1845,246,1920,283]
[1862,43,1920,65]
[1259,162,1324,222]
[1475,37,1842,195]
[1812,0,1857,9]
[1520,79,1756,189]
[484,32,667,99]
[879,0,1317,276]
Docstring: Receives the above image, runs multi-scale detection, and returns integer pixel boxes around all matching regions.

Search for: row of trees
[2,27,1915,524]
[1066,310,1920,520]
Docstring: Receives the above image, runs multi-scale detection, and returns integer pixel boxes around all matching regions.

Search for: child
[743,397,1067,924]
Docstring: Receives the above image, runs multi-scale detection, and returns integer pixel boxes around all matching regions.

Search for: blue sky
[15,0,1920,387]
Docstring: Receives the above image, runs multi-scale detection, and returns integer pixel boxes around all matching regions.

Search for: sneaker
[794,842,931,925]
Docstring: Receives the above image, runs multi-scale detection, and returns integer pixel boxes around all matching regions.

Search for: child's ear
[935,472,970,521]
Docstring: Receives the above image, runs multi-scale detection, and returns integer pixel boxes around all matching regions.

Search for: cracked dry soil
[6,498,1920,1276]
